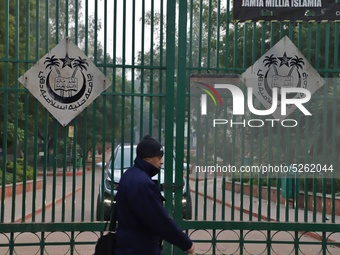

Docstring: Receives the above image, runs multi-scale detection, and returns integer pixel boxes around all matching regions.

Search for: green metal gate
[0,0,339,254]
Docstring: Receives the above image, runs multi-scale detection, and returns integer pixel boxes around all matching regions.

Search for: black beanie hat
[136,135,164,158]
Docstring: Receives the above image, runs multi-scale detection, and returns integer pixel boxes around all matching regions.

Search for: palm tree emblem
[44,55,67,96]
[263,54,278,75]
[288,55,304,76]
[72,57,88,78]
[44,55,61,76]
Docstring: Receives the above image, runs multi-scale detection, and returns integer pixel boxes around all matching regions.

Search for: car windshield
[113,146,136,169]
[111,145,176,171]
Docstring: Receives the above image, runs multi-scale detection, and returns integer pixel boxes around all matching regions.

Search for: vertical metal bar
[299,22,311,222]
[239,23,248,223]
[31,0,41,224]
[81,114,87,221]
[71,122,77,222]
[231,24,239,222]
[266,138,272,220]
[188,0,194,75]
[203,118,209,220]
[213,110,217,221]
[233,24,238,69]
[62,129,67,222]
[158,0,164,143]
[321,23,331,224]
[21,0,31,223]
[42,0,50,225]
[52,120,58,222]
[70,231,75,255]
[84,0,88,52]
[10,0,19,223]
[94,0,98,60]
[41,110,49,223]
[90,102,97,221]
[194,98,200,221]
[122,0,127,142]
[248,22,258,222]
[294,114,301,223]
[173,0,187,253]
[148,0,154,135]
[45,0,49,47]
[90,0,99,221]
[32,103,39,223]
[1,0,10,224]
[312,102,320,223]
[139,0,145,136]
[108,0,117,216]
[224,0,231,69]
[129,0,136,145]
[10,232,14,255]
[276,125,282,222]
[296,26,303,223]
[216,0,221,71]
[80,0,89,222]
[164,0,176,253]
[65,0,69,37]
[185,100,191,221]
[313,23,322,223]
[74,0,79,44]
[198,0,203,71]
[56,0,60,42]
[52,2,60,224]
[331,22,339,223]
[100,0,108,178]
[304,22,314,223]
[266,22,278,223]
[257,21,267,222]
[303,120,310,223]
[206,0,212,69]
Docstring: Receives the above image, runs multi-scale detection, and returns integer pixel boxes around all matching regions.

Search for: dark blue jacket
[114,157,192,255]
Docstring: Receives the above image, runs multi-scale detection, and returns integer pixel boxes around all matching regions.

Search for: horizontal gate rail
[182,221,340,232]
[0,223,106,233]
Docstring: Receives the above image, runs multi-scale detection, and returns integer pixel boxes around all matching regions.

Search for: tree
[0,0,36,152]
[0,0,132,162]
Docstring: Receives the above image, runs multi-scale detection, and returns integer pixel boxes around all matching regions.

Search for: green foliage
[56,138,82,165]
[231,172,278,187]
[0,159,34,185]
[0,0,133,159]
[0,0,36,149]
[300,178,340,195]
[231,173,340,194]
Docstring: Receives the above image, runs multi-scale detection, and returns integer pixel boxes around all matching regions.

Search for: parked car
[96,144,192,221]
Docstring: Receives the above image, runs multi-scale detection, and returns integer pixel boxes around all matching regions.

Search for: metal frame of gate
[0,0,339,254]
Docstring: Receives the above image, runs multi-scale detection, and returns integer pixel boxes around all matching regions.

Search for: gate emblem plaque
[18,38,110,127]
[241,36,324,120]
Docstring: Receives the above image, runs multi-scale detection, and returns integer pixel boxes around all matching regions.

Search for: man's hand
[187,244,195,254]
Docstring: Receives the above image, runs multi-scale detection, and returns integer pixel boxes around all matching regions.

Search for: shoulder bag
[94,205,117,255]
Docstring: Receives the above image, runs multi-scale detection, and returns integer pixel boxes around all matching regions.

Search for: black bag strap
[108,203,117,232]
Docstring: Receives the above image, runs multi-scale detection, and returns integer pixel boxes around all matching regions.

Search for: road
[1,168,340,254]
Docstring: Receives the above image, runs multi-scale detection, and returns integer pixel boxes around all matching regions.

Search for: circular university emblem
[39,53,93,111]
[257,52,308,106]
